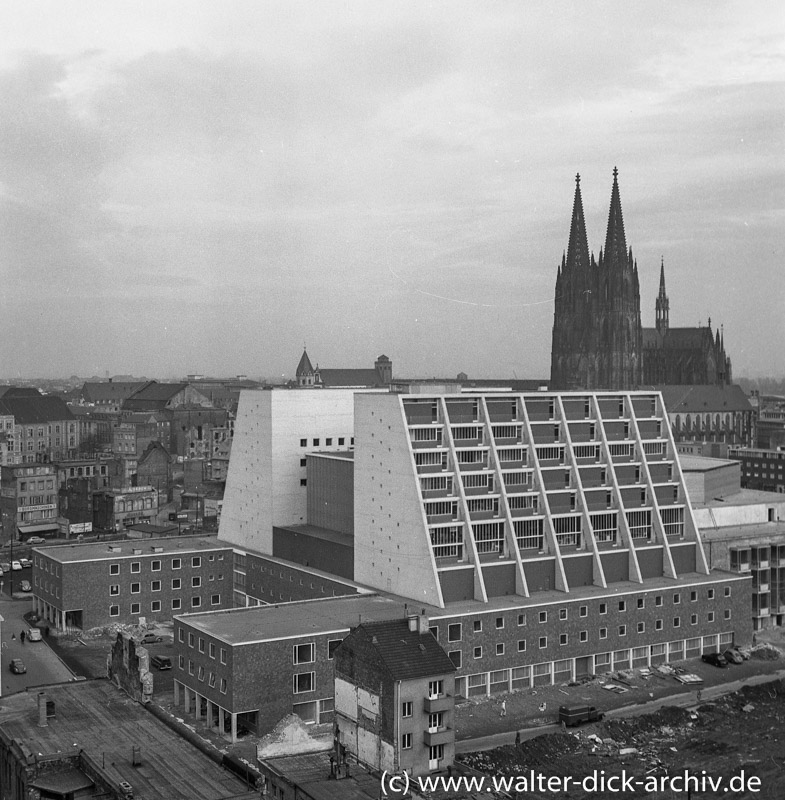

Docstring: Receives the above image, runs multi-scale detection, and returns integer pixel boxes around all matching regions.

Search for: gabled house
[333,615,456,778]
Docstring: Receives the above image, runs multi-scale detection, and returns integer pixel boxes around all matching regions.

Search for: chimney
[418,610,430,635]
[407,616,417,632]
[37,692,48,728]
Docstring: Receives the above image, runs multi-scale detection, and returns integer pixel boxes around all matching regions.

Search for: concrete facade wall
[307,455,354,535]
[219,390,357,554]
[271,528,354,580]
[354,394,443,606]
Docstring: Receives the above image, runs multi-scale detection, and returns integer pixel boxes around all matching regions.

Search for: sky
[0,1,783,382]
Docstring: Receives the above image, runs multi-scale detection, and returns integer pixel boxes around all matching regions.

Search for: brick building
[334,615,456,777]
[32,535,233,631]
[727,446,785,494]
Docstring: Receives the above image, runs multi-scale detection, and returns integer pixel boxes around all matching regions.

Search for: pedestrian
[44,626,50,638]
[515,731,521,745]
[696,688,702,703]
[500,700,507,717]
[20,631,25,645]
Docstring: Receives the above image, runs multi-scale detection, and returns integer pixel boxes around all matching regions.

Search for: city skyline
[0,1,783,380]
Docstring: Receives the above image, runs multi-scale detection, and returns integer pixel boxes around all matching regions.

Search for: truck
[558,705,604,727]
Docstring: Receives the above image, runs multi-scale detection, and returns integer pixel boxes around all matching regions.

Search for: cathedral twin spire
[551,168,643,391]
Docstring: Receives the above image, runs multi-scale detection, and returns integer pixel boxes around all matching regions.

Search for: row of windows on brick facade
[109,576,223,594]
[109,595,219,615]
[442,610,732,668]
[178,657,228,693]
[299,436,353,448]
[106,554,224,575]
[434,586,732,643]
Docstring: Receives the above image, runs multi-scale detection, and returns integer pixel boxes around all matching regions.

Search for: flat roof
[274,524,353,549]
[701,521,785,542]
[432,570,746,620]
[680,455,737,472]
[179,568,747,645]
[0,681,257,799]
[34,534,231,563]
[178,594,422,645]
[265,752,382,800]
[696,488,785,508]
[309,449,354,461]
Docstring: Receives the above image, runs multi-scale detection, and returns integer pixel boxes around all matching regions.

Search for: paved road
[0,597,75,696]
[455,667,785,754]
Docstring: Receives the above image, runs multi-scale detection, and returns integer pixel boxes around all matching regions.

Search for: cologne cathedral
[549,169,732,391]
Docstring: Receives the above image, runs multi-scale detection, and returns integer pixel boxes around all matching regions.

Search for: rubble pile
[750,642,782,661]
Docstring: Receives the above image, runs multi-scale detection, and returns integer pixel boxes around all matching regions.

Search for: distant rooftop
[0,681,257,800]
[35,534,230,563]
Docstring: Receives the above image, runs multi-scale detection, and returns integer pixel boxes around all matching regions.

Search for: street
[0,596,75,696]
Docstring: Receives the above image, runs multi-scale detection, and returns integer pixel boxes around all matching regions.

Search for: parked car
[723,648,744,664]
[140,633,163,645]
[0,563,10,572]
[26,536,46,544]
[19,580,31,592]
[27,628,42,642]
[150,655,172,670]
[9,658,26,674]
[11,561,22,571]
[702,652,728,668]
[19,558,32,569]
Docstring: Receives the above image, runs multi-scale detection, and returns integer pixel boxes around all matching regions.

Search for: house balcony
[458,462,488,473]
[423,727,453,747]
[493,436,523,446]
[411,438,443,449]
[423,694,452,714]
[467,509,501,522]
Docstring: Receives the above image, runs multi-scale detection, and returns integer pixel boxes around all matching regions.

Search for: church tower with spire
[655,258,669,334]
[550,173,597,389]
[550,168,642,391]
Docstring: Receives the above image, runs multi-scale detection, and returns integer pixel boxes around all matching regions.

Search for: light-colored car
[0,563,10,572]
[19,558,32,568]
[27,627,42,642]
[26,536,46,544]
[140,632,163,645]
[11,561,22,571]
[20,580,31,592]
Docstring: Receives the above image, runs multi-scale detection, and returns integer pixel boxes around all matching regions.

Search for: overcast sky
[0,1,782,381]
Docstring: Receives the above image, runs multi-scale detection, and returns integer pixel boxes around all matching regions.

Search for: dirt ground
[458,679,785,799]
